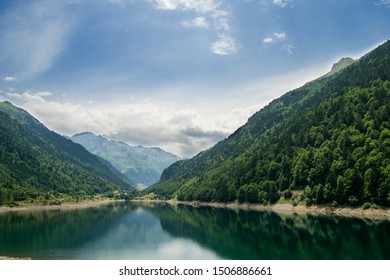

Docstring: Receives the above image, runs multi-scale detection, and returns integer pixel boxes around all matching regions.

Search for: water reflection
[148,204,390,259]
[0,202,389,259]
[0,203,219,260]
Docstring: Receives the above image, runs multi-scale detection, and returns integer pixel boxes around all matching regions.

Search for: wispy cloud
[263,31,287,44]
[282,44,295,55]
[151,0,236,55]
[3,77,18,82]
[5,90,52,103]
[211,34,237,55]
[214,17,230,31]
[182,17,209,29]
[263,31,294,54]
[274,32,286,40]
[153,0,220,13]
[375,0,390,6]
[0,0,76,78]
[272,0,290,8]
[35,91,53,97]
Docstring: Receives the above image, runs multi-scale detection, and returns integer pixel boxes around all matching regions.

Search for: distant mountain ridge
[0,102,135,205]
[70,132,180,187]
[147,40,390,207]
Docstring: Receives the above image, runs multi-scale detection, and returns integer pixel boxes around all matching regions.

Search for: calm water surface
[0,202,389,259]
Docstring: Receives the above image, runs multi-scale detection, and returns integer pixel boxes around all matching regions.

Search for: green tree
[227,183,237,202]
[246,184,259,203]
[237,186,246,204]
[284,188,293,199]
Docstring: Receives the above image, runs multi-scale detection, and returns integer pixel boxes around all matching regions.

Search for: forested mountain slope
[147,40,390,207]
[0,102,134,205]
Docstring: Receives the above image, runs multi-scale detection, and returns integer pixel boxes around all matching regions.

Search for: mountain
[0,102,135,206]
[329,57,355,75]
[147,40,390,207]
[70,132,180,187]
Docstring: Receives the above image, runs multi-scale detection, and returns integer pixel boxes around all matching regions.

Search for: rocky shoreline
[0,256,31,260]
[1,199,389,220]
[0,199,123,213]
[164,200,390,220]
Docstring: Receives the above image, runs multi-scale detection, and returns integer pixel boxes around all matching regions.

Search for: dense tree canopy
[147,40,390,207]
[0,102,136,206]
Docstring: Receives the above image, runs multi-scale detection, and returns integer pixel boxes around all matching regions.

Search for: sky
[0,0,389,157]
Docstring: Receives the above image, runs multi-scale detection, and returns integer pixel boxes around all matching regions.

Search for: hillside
[147,40,390,207]
[0,102,135,206]
[70,132,180,187]
[323,57,355,77]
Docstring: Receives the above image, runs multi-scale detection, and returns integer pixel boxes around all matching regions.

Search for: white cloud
[211,34,237,55]
[212,9,230,18]
[263,31,287,44]
[274,32,286,40]
[3,91,252,157]
[375,0,390,7]
[35,91,53,97]
[182,17,209,29]
[272,0,289,8]
[4,77,18,82]
[5,91,50,103]
[153,0,219,13]
[1,60,332,157]
[151,0,235,55]
[263,31,289,52]
[263,31,295,54]
[214,17,230,31]
[153,0,177,10]
[263,37,274,44]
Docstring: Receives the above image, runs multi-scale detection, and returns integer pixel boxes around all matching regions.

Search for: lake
[0,201,389,260]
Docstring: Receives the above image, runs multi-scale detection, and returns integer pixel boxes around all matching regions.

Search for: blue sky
[0,0,389,157]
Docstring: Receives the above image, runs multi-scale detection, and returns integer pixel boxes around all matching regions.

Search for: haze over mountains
[70,132,180,188]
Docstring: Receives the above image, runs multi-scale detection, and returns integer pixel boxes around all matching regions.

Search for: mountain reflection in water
[0,202,388,259]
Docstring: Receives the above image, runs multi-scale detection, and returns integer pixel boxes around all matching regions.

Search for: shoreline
[1,198,389,220]
[0,256,31,260]
[162,200,390,220]
[0,199,123,213]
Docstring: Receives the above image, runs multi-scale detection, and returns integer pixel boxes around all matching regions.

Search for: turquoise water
[0,202,389,259]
